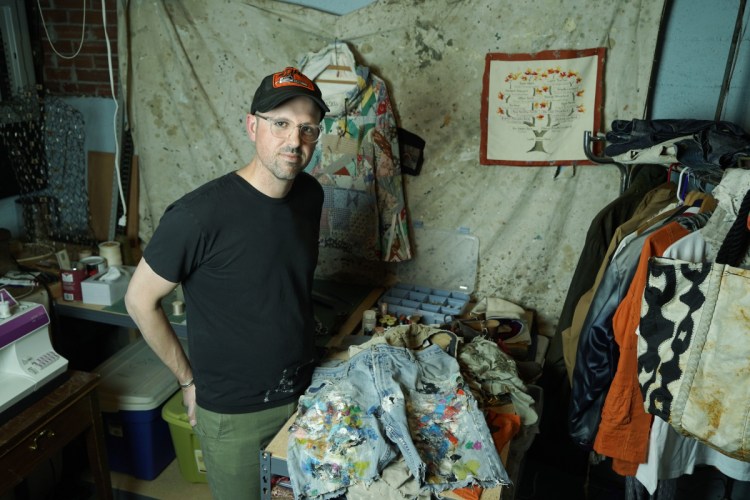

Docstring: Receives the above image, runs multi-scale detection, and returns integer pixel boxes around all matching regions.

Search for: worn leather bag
[637,190,750,461]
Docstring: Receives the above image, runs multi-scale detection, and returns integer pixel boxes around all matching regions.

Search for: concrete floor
[102,459,211,500]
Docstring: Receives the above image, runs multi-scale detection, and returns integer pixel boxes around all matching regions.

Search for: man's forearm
[130,305,192,385]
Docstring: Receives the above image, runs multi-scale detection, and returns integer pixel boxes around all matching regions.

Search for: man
[125,67,329,499]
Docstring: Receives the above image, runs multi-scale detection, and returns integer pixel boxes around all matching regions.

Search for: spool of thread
[0,298,10,319]
[172,300,185,316]
[98,240,123,266]
[79,256,108,277]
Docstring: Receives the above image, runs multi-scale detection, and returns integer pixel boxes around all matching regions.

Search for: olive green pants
[194,402,296,500]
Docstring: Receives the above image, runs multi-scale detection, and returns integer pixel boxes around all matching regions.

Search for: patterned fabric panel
[638,256,750,461]
[638,257,711,421]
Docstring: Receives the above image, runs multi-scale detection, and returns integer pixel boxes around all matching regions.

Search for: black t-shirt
[144,171,323,413]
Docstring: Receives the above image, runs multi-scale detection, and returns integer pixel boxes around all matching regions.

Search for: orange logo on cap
[272,67,315,91]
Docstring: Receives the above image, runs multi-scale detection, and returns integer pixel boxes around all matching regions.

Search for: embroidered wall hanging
[480,48,605,166]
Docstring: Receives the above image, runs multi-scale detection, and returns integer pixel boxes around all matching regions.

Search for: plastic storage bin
[94,338,180,480]
[379,283,471,325]
[162,390,208,483]
[380,226,478,325]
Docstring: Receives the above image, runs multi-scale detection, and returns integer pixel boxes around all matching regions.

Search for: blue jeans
[287,343,509,499]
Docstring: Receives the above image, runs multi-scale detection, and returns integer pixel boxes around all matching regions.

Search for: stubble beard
[270,147,307,181]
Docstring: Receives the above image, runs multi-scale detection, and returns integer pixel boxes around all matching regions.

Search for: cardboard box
[81,266,134,305]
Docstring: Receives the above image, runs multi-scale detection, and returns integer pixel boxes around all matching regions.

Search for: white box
[81,266,134,306]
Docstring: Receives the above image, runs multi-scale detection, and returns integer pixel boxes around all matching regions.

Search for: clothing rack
[666,162,725,195]
[582,130,728,194]
[583,131,636,195]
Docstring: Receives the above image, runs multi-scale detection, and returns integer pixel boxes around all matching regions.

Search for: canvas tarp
[118,0,666,335]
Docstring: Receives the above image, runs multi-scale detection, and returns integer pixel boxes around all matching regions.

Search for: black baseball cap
[250,67,330,118]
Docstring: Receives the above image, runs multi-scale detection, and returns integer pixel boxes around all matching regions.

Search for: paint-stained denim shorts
[287,343,510,499]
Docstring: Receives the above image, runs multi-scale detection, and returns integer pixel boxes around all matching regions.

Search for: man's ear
[246,113,257,140]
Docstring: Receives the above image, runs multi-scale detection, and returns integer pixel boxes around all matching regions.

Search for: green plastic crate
[161,391,207,483]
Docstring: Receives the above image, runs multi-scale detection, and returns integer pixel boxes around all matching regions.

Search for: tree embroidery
[495,66,586,154]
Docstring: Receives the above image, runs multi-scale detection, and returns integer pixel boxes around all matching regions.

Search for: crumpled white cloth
[458,337,538,426]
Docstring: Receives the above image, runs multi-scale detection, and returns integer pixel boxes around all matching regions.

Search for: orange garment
[593,221,689,476]
[448,484,483,500]
[485,407,521,456]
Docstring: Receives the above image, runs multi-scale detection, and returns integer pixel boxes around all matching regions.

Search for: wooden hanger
[698,194,717,214]
[316,64,357,85]
[324,64,351,72]
[315,41,358,85]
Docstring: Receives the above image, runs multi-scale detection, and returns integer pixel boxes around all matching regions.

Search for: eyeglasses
[255,114,322,143]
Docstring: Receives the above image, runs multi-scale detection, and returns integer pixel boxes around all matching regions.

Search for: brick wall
[33,0,119,97]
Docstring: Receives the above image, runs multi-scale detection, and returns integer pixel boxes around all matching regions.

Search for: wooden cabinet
[0,370,113,499]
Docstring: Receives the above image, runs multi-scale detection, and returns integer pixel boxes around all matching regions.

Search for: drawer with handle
[0,396,90,490]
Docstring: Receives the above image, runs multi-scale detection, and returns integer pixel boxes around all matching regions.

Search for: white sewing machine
[0,288,68,414]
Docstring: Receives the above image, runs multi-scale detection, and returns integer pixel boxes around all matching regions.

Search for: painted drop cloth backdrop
[119,0,665,336]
